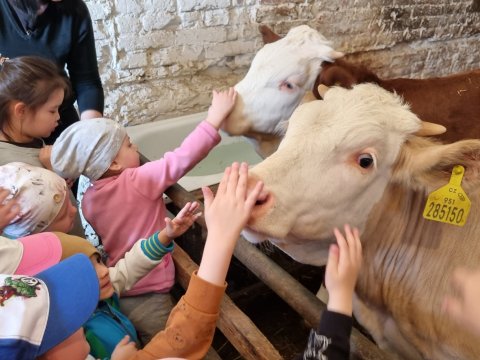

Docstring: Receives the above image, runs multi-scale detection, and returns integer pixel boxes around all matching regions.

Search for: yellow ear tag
[423,165,471,226]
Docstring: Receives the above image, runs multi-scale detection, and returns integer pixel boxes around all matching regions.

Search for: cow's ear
[392,137,480,192]
[259,25,281,44]
[317,64,357,90]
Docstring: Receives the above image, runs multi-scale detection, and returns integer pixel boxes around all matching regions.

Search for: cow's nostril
[255,199,265,206]
[255,190,269,206]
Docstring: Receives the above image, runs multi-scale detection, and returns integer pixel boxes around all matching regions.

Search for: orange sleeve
[132,271,226,360]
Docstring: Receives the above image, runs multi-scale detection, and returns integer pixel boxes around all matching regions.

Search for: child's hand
[198,162,263,285]
[39,145,53,170]
[442,267,480,336]
[164,201,201,241]
[202,162,263,251]
[111,335,138,360]
[205,87,237,129]
[0,188,19,231]
[325,224,362,316]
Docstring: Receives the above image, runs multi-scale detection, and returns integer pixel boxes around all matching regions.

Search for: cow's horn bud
[415,121,447,136]
[317,84,330,98]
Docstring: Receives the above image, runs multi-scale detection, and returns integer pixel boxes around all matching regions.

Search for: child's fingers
[343,224,357,265]
[226,162,240,193]
[179,201,198,217]
[202,186,214,210]
[334,227,348,268]
[0,190,18,218]
[217,166,231,195]
[352,227,362,265]
[2,197,17,211]
[176,202,191,218]
[245,180,264,211]
[236,162,248,200]
[5,202,20,217]
[188,201,200,214]
[326,243,339,278]
[343,224,353,243]
[0,188,9,202]
[119,335,131,345]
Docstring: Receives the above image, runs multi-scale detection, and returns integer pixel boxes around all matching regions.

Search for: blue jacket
[84,294,140,359]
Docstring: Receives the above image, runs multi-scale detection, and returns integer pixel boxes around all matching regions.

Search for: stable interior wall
[84,0,480,125]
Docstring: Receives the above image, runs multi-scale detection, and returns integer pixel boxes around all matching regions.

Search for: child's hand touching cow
[443,267,480,337]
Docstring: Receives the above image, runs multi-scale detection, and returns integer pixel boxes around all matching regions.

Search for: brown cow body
[318,59,480,143]
[243,84,480,359]
[224,25,480,359]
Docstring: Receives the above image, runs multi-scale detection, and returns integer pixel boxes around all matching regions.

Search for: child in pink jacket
[50,88,236,343]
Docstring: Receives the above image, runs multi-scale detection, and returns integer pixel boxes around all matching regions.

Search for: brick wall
[84,0,480,125]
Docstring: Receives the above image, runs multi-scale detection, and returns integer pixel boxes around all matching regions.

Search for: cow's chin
[242,228,331,266]
[241,228,268,244]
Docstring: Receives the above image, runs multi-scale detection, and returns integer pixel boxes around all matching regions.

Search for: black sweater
[0,0,104,141]
[298,310,352,360]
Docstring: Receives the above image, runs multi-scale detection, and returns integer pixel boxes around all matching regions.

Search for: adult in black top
[0,0,104,143]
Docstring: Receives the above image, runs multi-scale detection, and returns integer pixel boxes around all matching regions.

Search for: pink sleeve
[129,121,220,199]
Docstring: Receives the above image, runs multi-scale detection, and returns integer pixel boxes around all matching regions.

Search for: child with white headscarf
[0,162,75,238]
[50,88,237,343]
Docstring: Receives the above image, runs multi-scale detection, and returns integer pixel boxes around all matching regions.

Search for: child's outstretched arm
[0,188,19,232]
[132,88,237,200]
[205,87,237,130]
[124,162,263,360]
[326,224,362,316]
[443,267,480,337]
[109,202,201,294]
[300,224,362,360]
[198,161,263,285]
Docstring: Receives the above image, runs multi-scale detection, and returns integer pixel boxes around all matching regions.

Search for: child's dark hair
[0,56,71,139]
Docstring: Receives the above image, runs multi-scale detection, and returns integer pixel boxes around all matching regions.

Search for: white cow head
[223,25,343,156]
[243,83,452,265]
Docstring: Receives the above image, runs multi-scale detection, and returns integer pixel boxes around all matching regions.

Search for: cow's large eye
[358,153,374,169]
[280,81,296,92]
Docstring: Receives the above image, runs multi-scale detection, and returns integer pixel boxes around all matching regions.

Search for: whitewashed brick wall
[84,0,480,125]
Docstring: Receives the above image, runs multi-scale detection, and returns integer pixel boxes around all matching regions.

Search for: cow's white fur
[223,25,342,152]
[247,84,421,263]
[245,83,480,359]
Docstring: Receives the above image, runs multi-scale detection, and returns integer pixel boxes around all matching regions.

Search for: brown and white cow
[243,83,480,359]
[224,25,480,157]
[316,58,480,143]
[222,25,343,157]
